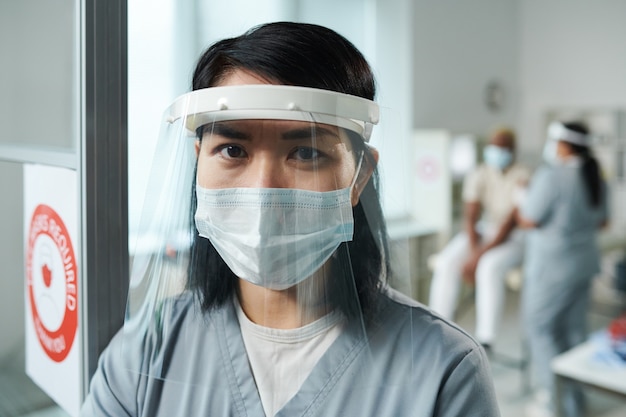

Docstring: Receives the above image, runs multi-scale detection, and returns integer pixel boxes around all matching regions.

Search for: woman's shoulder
[123,291,204,339]
[82,292,224,415]
[369,287,496,410]
[102,292,209,358]
[530,164,560,183]
[532,163,585,189]
[377,286,483,355]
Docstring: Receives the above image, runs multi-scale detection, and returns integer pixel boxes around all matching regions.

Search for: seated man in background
[428,127,531,351]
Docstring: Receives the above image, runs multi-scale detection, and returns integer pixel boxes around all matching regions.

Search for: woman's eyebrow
[281,126,340,140]
[207,123,251,140]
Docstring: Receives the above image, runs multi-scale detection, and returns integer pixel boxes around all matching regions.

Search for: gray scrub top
[81,287,500,417]
[521,162,608,288]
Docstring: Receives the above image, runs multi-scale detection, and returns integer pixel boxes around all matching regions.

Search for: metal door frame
[80,0,128,397]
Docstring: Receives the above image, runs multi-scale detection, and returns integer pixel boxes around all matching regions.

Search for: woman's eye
[292,147,320,161]
[219,145,246,159]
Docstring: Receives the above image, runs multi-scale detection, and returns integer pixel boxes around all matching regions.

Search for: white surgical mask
[194,186,355,290]
[483,145,513,170]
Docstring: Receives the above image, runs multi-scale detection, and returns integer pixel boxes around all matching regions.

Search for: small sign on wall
[24,164,81,417]
[413,130,452,234]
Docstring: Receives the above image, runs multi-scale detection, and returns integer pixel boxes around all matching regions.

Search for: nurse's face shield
[543,122,591,163]
[547,121,591,146]
[122,85,416,394]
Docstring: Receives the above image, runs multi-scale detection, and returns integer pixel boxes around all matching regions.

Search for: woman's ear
[351,146,379,206]
[194,140,201,157]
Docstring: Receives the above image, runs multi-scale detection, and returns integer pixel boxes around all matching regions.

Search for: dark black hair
[187,22,389,321]
[562,121,602,207]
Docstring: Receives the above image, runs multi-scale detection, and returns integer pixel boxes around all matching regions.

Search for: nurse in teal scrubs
[81,22,500,417]
[518,121,609,417]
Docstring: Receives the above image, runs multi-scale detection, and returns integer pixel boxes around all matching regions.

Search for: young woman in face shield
[81,22,500,417]
[517,122,609,417]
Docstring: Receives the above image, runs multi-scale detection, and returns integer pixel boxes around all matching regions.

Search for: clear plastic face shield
[543,121,591,164]
[189,86,375,292]
[122,85,416,404]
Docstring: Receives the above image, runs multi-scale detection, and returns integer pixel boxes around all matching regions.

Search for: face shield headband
[166,84,380,142]
[547,121,590,146]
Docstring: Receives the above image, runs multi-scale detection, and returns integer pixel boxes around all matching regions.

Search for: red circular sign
[26,204,78,362]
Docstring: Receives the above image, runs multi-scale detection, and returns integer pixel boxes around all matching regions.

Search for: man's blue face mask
[482,144,513,170]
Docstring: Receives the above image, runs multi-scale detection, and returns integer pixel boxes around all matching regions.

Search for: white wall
[0,0,76,149]
[412,0,519,137]
[372,0,415,219]
[300,0,415,219]
[518,0,626,160]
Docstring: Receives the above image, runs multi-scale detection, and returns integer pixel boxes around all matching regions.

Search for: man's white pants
[428,228,525,344]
